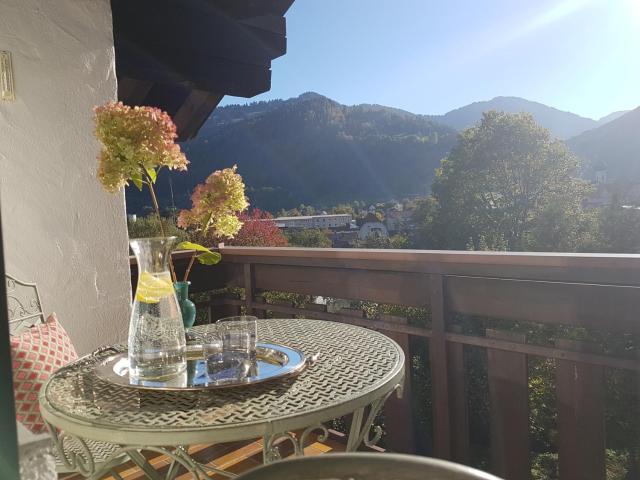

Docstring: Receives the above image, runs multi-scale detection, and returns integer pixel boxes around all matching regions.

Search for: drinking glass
[217,315,258,363]
[202,330,223,361]
[201,329,226,379]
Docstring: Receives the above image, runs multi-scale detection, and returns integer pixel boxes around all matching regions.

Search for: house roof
[111,0,294,141]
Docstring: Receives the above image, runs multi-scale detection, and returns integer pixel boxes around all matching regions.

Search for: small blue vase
[174,281,196,329]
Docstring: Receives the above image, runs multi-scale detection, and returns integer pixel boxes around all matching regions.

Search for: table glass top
[41,318,403,434]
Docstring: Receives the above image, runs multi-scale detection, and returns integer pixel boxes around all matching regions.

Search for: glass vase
[129,237,186,380]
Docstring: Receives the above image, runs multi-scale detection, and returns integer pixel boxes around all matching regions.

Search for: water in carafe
[129,237,186,380]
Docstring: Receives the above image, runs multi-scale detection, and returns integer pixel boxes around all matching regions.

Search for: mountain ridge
[429,96,599,139]
[213,92,626,138]
[125,92,636,214]
[596,110,629,126]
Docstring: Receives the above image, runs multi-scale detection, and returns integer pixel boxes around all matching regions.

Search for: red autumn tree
[229,209,288,247]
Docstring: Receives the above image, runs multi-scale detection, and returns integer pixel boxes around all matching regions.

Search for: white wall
[0,0,131,354]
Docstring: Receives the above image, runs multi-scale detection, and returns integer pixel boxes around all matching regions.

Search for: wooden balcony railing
[131,247,640,480]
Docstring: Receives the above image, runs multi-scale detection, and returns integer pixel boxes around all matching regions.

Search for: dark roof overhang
[111,0,294,140]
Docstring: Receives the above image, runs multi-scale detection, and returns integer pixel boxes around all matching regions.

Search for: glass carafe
[129,237,186,380]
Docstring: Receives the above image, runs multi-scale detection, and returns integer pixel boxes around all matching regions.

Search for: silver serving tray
[94,343,307,391]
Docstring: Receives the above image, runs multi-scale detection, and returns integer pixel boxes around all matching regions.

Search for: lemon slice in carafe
[135,272,174,304]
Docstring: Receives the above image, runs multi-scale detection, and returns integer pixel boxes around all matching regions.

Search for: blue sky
[220,0,640,120]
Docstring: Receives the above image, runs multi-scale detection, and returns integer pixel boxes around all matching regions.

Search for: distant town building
[272,213,352,229]
[385,208,412,232]
[358,221,389,240]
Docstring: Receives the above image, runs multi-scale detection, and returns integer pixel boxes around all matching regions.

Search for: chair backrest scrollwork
[5,275,45,336]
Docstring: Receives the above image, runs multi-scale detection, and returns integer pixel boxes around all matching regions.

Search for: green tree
[591,202,640,253]
[409,196,439,249]
[432,111,591,251]
[356,234,408,249]
[298,204,316,216]
[329,203,355,215]
[526,198,598,252]
[285,229,332,248]
[276,208,296,217]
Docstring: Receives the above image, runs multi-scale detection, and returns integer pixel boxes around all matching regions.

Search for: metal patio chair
[6,274,125,476]
[235,452,503,480]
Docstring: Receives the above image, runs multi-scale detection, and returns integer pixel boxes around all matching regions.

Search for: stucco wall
[0,0,131,354]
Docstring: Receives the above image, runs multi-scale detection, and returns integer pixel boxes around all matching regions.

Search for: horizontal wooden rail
[210,246,640,285]
[445,332,640,372]
[446,275,640,334]
[196,296,640,373]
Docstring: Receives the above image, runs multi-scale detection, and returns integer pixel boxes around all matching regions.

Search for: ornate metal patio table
[39,318,405,479]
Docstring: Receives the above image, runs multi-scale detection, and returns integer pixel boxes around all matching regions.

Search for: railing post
[448,325,469,464]
[253,296,267,319]
[630,366,640,480]
[379,315,415,454]
[487,329,530,479]
[429,273,451,459]
[211,293,241,321]
[243,263,254,315]
[206,292,215,324]
[556,339,606,480]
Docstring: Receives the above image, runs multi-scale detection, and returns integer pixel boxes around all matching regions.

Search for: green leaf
[146,167,157,184]
[176,242,221,265]
[131,170,144,191]
[176,241,213,253]
[196,251,222,265]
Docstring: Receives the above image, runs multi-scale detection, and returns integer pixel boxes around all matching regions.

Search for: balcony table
[39,318,405,479]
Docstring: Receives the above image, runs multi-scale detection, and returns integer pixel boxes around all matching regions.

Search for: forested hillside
[567,107,640,183]
[126,93,458,213]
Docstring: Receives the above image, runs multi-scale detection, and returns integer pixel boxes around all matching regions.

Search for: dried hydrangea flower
[94,102,188,192]
[178,166,249,239]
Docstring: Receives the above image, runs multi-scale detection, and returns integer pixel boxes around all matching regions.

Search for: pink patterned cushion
[10,313,78,434]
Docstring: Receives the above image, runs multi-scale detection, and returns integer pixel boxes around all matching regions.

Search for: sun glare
[626,0,640,23]
[524,0,593,34]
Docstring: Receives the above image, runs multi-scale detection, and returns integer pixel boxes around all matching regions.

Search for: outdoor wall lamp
[1,51,16,101]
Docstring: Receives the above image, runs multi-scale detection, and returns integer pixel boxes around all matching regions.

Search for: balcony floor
[58,430,350,480]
